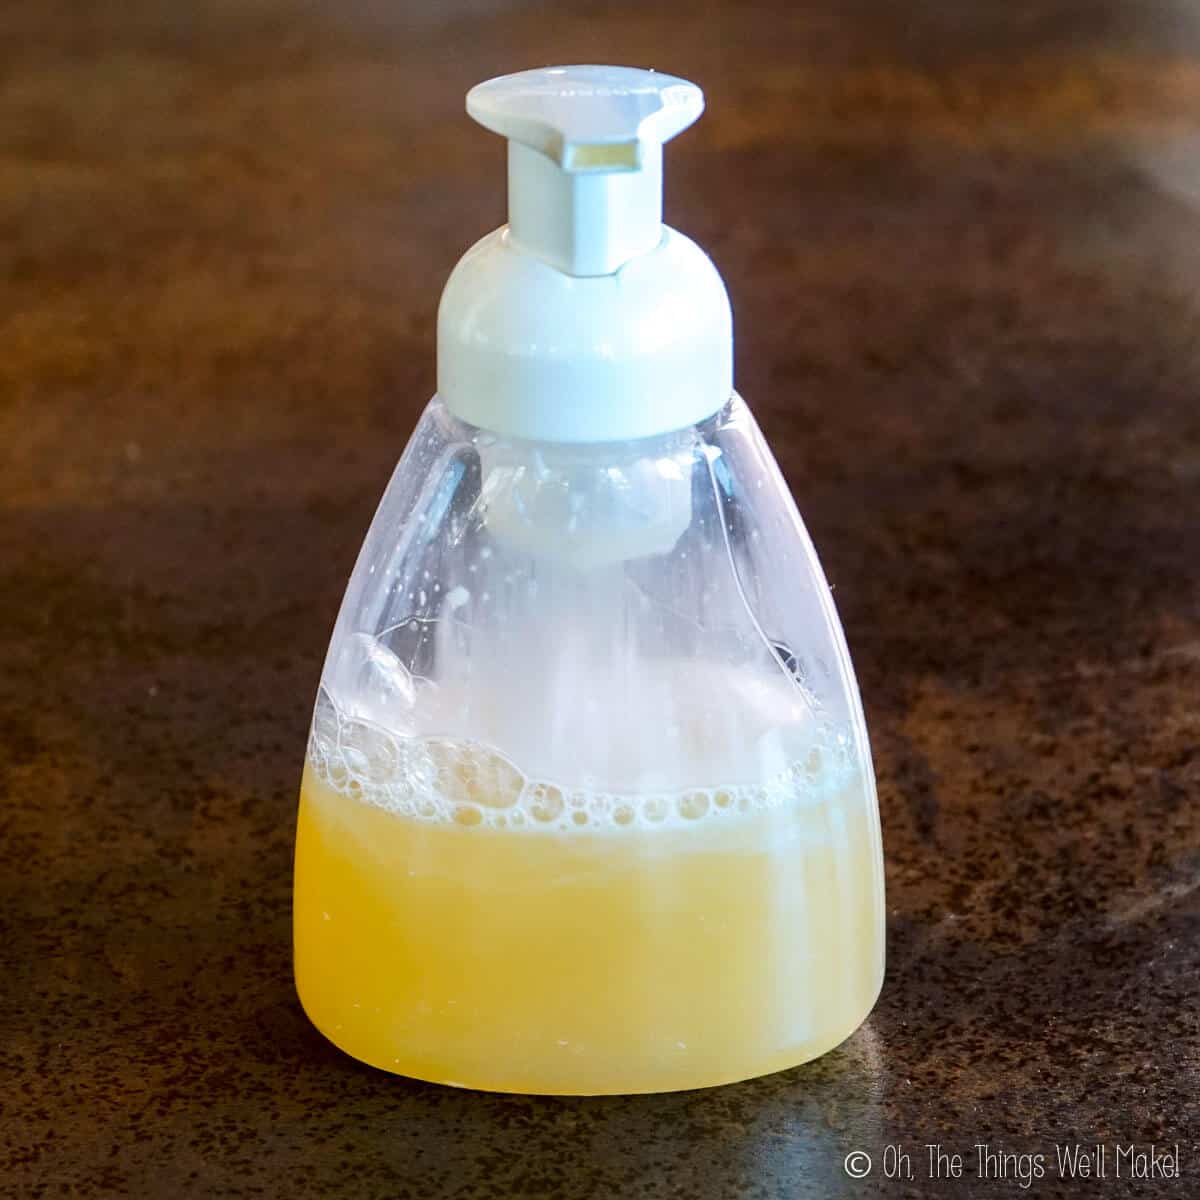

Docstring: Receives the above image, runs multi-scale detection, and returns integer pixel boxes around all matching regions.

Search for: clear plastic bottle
[294,66,884,1094]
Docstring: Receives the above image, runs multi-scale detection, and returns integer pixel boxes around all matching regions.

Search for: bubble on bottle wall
[340,717,402,784]
[527,783,564,823]
[420,738,525,810]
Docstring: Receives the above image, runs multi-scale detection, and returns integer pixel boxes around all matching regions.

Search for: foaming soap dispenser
[293,65,885,1095]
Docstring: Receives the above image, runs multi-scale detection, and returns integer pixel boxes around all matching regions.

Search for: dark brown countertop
[2,1,1198,1196]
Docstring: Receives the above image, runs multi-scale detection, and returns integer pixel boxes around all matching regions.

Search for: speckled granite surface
[2,1,1198,1196]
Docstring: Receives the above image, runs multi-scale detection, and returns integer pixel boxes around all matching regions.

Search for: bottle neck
[438,225,733,443]
[506,141,664,277]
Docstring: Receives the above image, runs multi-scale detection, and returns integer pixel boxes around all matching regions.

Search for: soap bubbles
[419,738,524,811]
[307,686,855,834]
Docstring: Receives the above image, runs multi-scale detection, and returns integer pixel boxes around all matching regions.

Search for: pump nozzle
[467,65,704,276]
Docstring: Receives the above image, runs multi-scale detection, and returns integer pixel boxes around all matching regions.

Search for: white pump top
[468,65,703,276]
[438,65,733,444]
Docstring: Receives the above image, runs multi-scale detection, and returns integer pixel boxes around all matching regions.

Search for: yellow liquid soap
[293,697,884,1094]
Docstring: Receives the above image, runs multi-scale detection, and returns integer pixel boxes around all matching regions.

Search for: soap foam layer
[308,686,857,834]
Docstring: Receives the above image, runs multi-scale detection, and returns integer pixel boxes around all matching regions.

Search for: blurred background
[2,1,1198,1196]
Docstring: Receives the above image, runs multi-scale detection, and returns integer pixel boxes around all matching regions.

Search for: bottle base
[297,975,883,1096]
